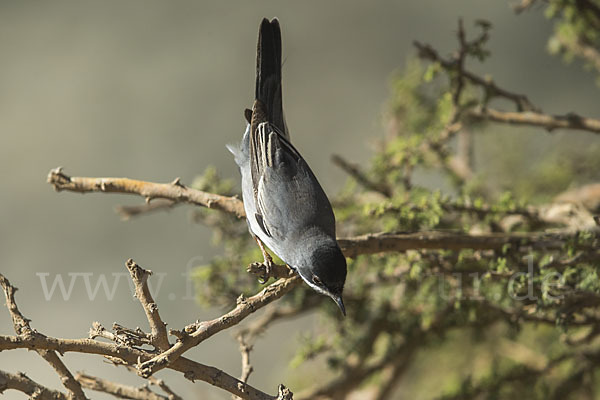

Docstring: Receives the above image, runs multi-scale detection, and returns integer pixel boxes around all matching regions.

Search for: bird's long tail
[255,18,286,136]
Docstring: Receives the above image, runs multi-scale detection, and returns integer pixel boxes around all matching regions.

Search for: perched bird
[227,18,347,315]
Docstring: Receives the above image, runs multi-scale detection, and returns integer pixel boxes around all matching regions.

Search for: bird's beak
[333,295,346,316]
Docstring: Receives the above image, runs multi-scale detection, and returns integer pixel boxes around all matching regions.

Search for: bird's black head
[297,243,347,316]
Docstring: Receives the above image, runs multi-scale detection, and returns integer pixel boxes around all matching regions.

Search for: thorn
[236,294,247,305]
[171,177,183,187]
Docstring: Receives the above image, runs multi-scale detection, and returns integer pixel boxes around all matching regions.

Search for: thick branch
[338,231,581,258]
[468,107,600,134]
[0,370,68,400]
[47,167,245,218]
[137,276,301,377]
[126,259,170,351]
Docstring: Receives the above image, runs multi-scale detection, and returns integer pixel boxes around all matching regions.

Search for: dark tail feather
[255,18,286,135]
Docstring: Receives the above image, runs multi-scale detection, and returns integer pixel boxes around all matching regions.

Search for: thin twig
[331,154,393,197]
[232,335,254,400]
[75,372,168,400]
[115,200,178,220]
[238,300,320,344]
[414,41,539,112]
[147,376,183,400]
[126,259,170,351]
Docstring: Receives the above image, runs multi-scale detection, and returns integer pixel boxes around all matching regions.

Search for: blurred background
[0,0,598,398]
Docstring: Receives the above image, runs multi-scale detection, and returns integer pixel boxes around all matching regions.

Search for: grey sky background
[0,1,598,399]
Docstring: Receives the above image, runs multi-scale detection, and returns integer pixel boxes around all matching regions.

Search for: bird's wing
[249,109,335,241]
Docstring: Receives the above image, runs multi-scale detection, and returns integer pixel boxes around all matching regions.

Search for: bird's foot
[261,252,275,282]
[247,259,294,283]
[251,236,278,283]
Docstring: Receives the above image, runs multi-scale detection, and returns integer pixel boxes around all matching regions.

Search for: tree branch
[38,350,89,400]
[47,167,245,218]
[0,313,289,400]
[75,372,168,400]
[468,107,600,134]
[115,200,178,220]
[331,154,393,197]
[237,299,321,344]
[137,276,301,378]
[414,36,600,135]
[126,259,170,351]
[233,334,254,400]
[146,375,183,400]
[0,370,68,400]
[338,230,586,258]
[1,264,296,400]
[0,274,88,400]
[413,41,538,112]
[46,169,593,257]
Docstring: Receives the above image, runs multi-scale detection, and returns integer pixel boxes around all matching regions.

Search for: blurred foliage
[542,0,600,84]
[190,6,600,400]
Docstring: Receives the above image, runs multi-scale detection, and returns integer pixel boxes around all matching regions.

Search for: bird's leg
[253,235,275,283]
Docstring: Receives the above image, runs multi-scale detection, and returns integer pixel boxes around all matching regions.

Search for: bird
[227,18,347,316]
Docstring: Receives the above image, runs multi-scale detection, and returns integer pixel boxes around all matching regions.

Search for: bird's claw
[258,256,275,284]
[247,260,272,284]
[252,235,276,283]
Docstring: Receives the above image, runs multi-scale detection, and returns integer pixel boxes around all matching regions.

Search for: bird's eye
[312,276,322,285]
